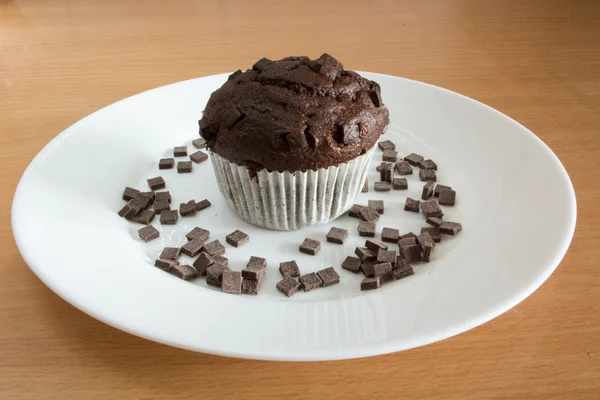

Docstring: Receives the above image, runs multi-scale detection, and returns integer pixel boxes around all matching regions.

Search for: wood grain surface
[1,0,599,398]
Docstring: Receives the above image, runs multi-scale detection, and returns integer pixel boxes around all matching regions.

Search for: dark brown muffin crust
[199,54,389,172]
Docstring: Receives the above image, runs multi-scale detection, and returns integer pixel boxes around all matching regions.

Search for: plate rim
[11,72,577,361]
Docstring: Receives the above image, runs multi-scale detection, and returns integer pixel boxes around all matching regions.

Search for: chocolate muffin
[200,54,389,230]
[200,54,389,172]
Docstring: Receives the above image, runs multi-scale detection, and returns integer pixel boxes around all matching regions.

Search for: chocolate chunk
[247,256,267,269]
[130,209,156,224]
[400,244,421,263]
[196,199,211,211]
[226,229,249,247]
[393,265,414,281]
[341,256,362,273]
[277,277,301,297]
[138,225,159,242]
[140,191,155,203]
[308,53,342,79]
[160,247,180,260]
[378,140,395,151]
[192,138,206,149]
[382,150,398,162]
[221,106,242,128]
[381,227,399,243]
[317,267,340,287]
[206,276,221,287]
[420,227,441,242]
[153,200,170,214]
[286,131,308,152]
[374,182,391,192]
[326,227,348,244]
[181,239,204,257]
[360,260,377,278]
[404,153,424,166]
[358,205,380,222]
[146,176,166,190]
[279,260,300,278]
[190,150,208,164]
[213,255,228,265]
[159,209,178,225]
[221,271,242,294]
[121,193,151,218]
[362,178,369,193]
[422,181,435,200]
[155,258,177,272]
[206,263,230,283]
[355,247,377,261]
[122,187,140,201]
[299,272,323,292]
[172,264,197,280]
[398,237,417,247]
[404,197,420,212]
[418,159,437,170]
[394,256,410,270]
[159,158,174,170]
[186,227,210,241]
[241,278,261,295]
[426,217,443,227]
[204,240,226,256]
[193,252,215,275]
[174,146,188,157]
[369,90,382,108]
[179,201,197,217]
[373,262,393,283]
[395,161,413,175]
[439,221,462,236]
[228,69,243,81]
[417,232,436,262]
[434,184,452,197]
[242,266,265,280]
[392,178,408,190]
[358,221,376,237]
[379,162,394,182]
[338,124,360,144]
[377,249,396,265]
[299,238,321,255]
[365,239,388,252]
[155,191,171,203]
[399,232,417,240]
[348,204,364,218]
[368,200,384,214]
[361,277,381,291]
[253,57,272,71]
[438,189,456,206]
[420,200,444,218]
[419,169,437,182]
[177,161,193,173]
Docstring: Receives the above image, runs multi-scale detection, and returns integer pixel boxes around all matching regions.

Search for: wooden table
[1,0,599,398]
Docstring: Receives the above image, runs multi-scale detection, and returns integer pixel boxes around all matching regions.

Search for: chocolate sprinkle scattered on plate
[299,273,323,292]
[159,158,175,170]
[138,225,159,242]
[326,227,348,244]
[419,169,437,182]
[421,227,441,243]
[365,239,388,252]
[404,153,424,166]
[439,221,462,236]
[172,264,197,280]
[358,206,380,222]
[418,159,438,170]
[299,238,321,255]
[122,187,140,201]
[221,271,242,293]
[317,267,340,287]
[378,140,396,151]
[434,184,452,197]
[438,188,456,206]
[204,240,226,256]
[276,277,301,297]
[357,221,376,237]
[404,197,420,212]
[341,256,362,273]
[193,252,214,275]
[279,260,300,278]
[381,227,399,243]
[374,181,391,192]
[174,146,188,157]
[392,178,408,190]
[196,199,211,211]
[426,217,443,227]
[361,277,381,291]
[422,181,435,200]
[226,229,249,247]
[420,200,444,218]
[382,150,398,162]
[159,247,181,260]
[177,161,192,173]
[190,150,208,164]
[155,258,177,272]
[159,209,178,225]
[395,161,413,175]
[181,239,204,257]
[368,200,384,214]
[186,227,210,241]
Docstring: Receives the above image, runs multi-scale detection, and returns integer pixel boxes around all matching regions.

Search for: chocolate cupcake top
[199,54,390,172]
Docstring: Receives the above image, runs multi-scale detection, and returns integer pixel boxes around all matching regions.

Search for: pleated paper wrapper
[210,147,375,230]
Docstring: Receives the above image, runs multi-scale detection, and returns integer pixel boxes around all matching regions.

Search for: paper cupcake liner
[210,147,375,231]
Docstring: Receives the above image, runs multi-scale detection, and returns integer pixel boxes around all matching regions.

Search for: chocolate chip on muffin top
[199,54,390,172]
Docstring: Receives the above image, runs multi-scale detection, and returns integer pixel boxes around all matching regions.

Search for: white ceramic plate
[12,73,576,361]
